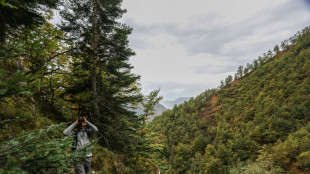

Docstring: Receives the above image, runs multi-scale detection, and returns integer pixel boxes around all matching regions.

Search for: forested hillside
[0,1,161,173]
[149,27,310,174]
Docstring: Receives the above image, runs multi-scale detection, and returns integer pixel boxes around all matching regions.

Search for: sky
[119,0,310,100]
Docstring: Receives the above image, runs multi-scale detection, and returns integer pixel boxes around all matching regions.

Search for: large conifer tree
[60,0,142,151]
[0,0,59,44]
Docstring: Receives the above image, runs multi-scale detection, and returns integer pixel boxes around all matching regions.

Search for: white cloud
[122,0,271,26]
[122,0,310,100]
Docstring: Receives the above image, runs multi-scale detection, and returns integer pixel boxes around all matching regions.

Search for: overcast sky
[118,0,310,100]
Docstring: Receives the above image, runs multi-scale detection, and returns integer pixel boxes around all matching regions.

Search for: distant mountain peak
[160,97,191,109]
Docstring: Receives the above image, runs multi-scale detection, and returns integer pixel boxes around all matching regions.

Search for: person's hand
[84,117,88,124]
[74,119,78,125]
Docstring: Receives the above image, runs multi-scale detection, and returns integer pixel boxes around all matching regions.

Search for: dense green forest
[0,0,162,173]
[149,26,310,174]
[1,0,310,174]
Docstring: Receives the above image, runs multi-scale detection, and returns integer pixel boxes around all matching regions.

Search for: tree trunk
[91,0,100,119]
[49,71,54,105]
[0,12,6,46]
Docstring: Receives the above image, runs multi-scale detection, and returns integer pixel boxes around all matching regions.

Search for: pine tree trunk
[91,0,100,119]
[49,71,54,105]
[0,12,5,45]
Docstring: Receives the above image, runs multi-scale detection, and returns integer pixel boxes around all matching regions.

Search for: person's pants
[74,157,92,174]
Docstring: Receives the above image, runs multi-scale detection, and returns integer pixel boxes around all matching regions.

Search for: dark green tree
[59,0,142,151]
[225,75,233,86]
[0,27,39,100]
[141,89,163,127]
[236,65,243,79]
[133,89,163,173]
[273,45,280,54]
[0,0,59,44]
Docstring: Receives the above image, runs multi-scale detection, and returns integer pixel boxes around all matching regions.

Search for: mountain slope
[149,103,167,121]
[149,27,310,174]
[132,103,167,121]
[160,97,190,109]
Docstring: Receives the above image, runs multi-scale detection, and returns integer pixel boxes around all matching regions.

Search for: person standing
[63,117,98,174]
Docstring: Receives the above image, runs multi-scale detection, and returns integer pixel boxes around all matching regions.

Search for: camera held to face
[78,117,85,124]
